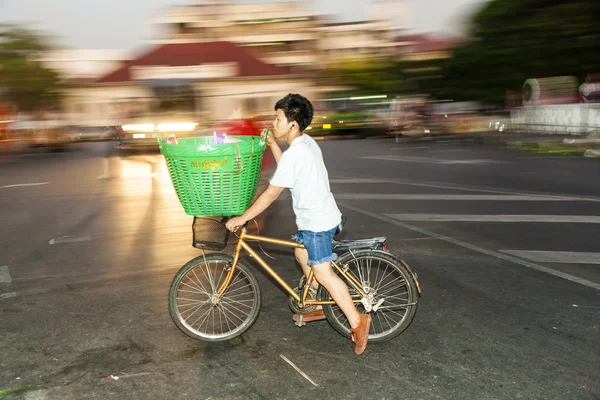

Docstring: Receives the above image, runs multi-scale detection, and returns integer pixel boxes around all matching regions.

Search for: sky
[0,0,487,50]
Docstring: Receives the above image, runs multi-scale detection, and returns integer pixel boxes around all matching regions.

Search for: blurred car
[427,101,495,136]
[71,126,116,142]
[304,97,387,137]
[4,119,73,152]
[386,95,434,138]
[119,116,200,150]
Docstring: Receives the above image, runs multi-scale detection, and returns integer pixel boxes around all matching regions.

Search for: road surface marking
[335,194,575,201]
[338,202,600,291]
[429,148,466,153]
[49,235,92,245]
[1,182,50,189]
[97,158,109,179]
[1,292,16,299]
[280,355,318,387]
[385,214,600,224]
[391,146,430,150]
[360,155,506,165]
[331,175,600,202]
[500,251,600,264]
[0,266,11,283]
[330,178,389,184]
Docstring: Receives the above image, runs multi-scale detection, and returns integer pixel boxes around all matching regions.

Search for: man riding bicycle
[225,93,371,355]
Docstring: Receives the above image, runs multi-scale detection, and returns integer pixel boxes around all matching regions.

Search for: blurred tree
[0,25,62,111]
[442,0,600,104]
[323,57,404,96]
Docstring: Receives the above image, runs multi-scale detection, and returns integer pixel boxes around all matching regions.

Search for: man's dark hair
[274,93,314,132]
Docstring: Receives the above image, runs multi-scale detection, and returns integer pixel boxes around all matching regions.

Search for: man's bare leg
[298,254,360,329]
[295,247,318,290]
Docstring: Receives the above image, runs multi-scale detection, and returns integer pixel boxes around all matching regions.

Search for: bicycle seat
[334,215,347,236]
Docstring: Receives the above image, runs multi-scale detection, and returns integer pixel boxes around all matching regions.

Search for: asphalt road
[1,139,599,400]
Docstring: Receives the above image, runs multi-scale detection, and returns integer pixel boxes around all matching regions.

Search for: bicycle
[168,216,421,343]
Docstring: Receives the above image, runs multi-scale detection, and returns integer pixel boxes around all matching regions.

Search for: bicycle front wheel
[168,254,261,342]
[319,250,419,342]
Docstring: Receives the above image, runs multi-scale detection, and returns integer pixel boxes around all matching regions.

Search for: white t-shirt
[270,134,342,232]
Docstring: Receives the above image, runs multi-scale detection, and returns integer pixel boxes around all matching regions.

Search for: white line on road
[338,202,600,291]
[1,292,16,299]
[0,182,50,189]
[330,178,389,184]
[391,146,430,150]
[0,266,11,283]
[428,149,466,153]
[385,214,600,224]
[49,235,93,245]
[335,194,575,201]
[500,250,600,264]
[332,175,600,202]
[360,155,507,165]
[97,158,110,179]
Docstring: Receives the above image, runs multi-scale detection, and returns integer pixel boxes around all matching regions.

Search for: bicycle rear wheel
[319,250,419,342]
[169,253,261,341]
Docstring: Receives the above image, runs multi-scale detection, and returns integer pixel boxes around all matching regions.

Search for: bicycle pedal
[294,315,307,327]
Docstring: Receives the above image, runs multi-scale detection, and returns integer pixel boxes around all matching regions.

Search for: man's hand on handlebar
[226,216,248,232]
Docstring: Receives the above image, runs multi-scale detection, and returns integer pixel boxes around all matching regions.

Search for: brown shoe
[350,314,371,355]
[292,310,326,322]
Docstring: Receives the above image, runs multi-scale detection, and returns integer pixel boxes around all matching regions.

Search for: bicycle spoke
[382,292,410,302]
[200,263,216,293]
[372,267,397,292]
[374,309,391,333]
[180,281,211,296]
[189,304,214,330]
[222,291,255,301]
[191,268,211,294]
[333,307,348,327]
[371,263,389,291]
[218,302,247,324]
[377,307,406,320]
[219,306,228,333]
[219,296,254,315]
[377,280,408,296]
[223,281,253,296]
[177,297,211,309]
[377,309,400,328]
[220,297,254,310]
[178,300,211,320]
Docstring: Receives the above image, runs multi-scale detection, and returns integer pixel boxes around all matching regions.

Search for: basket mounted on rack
[157,130,268,216]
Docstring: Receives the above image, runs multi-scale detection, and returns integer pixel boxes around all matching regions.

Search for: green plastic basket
[158,134,267,216]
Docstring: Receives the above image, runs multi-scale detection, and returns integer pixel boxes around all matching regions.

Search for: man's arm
[262,127,282,163]
[225,184,285,231]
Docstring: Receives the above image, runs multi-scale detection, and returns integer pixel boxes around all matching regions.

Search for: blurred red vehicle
[212,119,275,173]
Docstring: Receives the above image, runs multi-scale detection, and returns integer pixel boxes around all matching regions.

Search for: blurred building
[60,0,414,126]
[398,34,459,62]
[39,49,131,81]
[395,33,461,83]
[150,0,408,68]
[315,20,399,63]
[150,1,319,69]
[61,41,313,126]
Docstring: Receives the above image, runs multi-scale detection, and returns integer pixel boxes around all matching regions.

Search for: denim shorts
[291,226,338,266]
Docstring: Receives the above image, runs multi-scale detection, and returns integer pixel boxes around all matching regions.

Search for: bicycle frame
[215,226,367,306]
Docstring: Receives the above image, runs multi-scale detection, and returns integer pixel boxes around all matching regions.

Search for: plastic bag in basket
[213,132,241,144]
